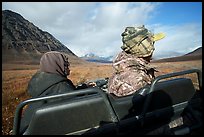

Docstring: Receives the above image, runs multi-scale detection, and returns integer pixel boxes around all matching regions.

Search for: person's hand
[87,82,97,87]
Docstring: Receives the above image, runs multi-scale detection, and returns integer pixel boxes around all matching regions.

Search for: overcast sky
[2,2,202,59]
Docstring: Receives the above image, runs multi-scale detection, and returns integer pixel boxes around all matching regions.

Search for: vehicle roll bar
[140,69,202,125]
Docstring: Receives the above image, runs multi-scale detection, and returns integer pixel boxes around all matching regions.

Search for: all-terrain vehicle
[13,69,203,135]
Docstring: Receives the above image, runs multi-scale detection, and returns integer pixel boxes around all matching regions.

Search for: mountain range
[80,53,113,63]
[152,47,202,62]
[2,10,202,65]
[82,46,202,63]
[2,10,87,65]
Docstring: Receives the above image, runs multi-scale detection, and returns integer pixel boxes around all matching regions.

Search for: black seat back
[23,87,117,135]
[108,78,196,121]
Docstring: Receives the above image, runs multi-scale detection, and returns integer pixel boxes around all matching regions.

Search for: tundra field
[2,60,202,135]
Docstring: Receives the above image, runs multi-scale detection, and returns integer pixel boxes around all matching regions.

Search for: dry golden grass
[2,69,36,135]
[69,64,113,85]
[2,60,202,135]
[152,60,202,90]
[2,63,39,71]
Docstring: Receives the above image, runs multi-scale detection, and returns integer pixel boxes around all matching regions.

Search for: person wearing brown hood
[19,51,88,134]
[28,51,76,98]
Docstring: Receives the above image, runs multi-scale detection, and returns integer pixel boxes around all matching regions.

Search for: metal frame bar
[13,69,202,135]
[13,88,99,135]
[140,69,202,125]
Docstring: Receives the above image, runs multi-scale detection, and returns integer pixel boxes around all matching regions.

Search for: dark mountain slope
[2,10,87,65]
[152,47,202,63]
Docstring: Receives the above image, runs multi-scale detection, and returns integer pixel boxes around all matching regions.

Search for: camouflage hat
[121,25,165,57]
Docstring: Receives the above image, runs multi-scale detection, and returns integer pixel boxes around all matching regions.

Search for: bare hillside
[152,47,202,63]
[2,10,87,65]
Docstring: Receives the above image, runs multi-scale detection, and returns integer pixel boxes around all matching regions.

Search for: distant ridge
[184,47,202,56]
[152,47,202,63]
[80,53,113,63]
[84,59,112,63]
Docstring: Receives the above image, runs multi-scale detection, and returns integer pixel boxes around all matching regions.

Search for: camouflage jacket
[108,51,156,97]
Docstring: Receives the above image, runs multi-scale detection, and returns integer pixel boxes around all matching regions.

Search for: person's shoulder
[114,51,128,60]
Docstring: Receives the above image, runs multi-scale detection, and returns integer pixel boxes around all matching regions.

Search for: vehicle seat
[22,87,117,135]
[107,78,196,121]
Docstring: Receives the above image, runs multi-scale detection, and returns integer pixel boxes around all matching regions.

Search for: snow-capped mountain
[80,53,113,63]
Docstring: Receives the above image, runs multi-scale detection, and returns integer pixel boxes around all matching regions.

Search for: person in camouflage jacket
[108,25,165,97]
